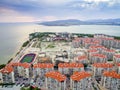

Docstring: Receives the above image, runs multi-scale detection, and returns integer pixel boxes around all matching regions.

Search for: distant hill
[39,18,120,26]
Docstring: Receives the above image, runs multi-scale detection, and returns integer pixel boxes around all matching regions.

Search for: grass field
[20,54,35,63]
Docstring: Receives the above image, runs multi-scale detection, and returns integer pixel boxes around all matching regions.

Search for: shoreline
[0,32,120,66]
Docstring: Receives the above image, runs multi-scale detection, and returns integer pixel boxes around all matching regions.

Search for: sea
[0,23,120,64]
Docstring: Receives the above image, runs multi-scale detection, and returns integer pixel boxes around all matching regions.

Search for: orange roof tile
[33,63,54,68]
[93,63,113,68]
[71,71,91,81]
[103,49,115,52]
[117,63,120,66]
[58,63,84,68]
[11,62,22,66]
[0,66,13,73]
[21,62,31,68]
[103,71,120,79]
[89,45,105,49]
[91,54,106,58]
[78,55,87,60]
[88,49,98,53]
[45,71,66,82]
[114,54,120,58]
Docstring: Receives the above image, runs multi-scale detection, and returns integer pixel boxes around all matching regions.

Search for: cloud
[84,0,109,2]
[27,0,74,6]
[0,0,120,22]
[69,0,120,9]
[0,8,36,22]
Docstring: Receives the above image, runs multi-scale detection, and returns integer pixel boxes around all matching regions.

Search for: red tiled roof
[93,63,113,68]
[11,62,31,68]
[0,66,13,73]
[45,71,66,82]
[33,63,54,68]
[89,45,105,49]
[117,63,120,66]
[58,63,84,68]
[78,55,87,60]
[103,71,120,79]
[114,54,120,58]
[103,49,115,52]
[88,49,98,53]
[21,62,31,68]
[91,54,106,58]
[71,71,91,81]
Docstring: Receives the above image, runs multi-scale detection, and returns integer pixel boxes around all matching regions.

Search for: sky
[0,0,120,22]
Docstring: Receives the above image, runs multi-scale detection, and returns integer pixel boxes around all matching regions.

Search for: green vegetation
[21,86,41,90]
[22,40,29,47]
[0,83,15,85]
[83,63,88,67]
[32,42,37,47]
[114,36,120,40]
[46,43,55,49]
[29,32,56,41]
[21,56,33,63]
[7,58,13,64]
[0,64,6,69]
[73,33,94,37]
[108,59,113,61]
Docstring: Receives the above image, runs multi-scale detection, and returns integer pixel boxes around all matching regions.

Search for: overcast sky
[0,0,120,22]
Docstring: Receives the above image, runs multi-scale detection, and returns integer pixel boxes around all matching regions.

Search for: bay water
[0,23,120,64]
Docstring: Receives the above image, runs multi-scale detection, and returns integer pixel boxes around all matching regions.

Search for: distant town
[0,32,120,90]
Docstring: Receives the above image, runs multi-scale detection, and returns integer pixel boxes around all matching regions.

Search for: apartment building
[0,65,15,83]
[90,54,107,64]
[58,63,84,75]
[33,63,54,78]
[92,63,113,77]
[45,71,66,90]
[70,71,92,90]
[113,54,120,63]
[101,71,120,90]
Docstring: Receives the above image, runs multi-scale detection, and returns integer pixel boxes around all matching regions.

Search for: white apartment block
[90,54,107,64]
[45,71,66,90]
[33,63,54,78]
[70,71,92,90]
[101,71,120,90]
[0,65,15,83]
[58,63,84,75]
[92,63,113,77]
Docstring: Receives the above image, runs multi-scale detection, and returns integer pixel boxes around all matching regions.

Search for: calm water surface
[0,23,120,64]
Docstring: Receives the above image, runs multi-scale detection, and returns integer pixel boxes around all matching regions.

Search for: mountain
[39,18,120,26]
